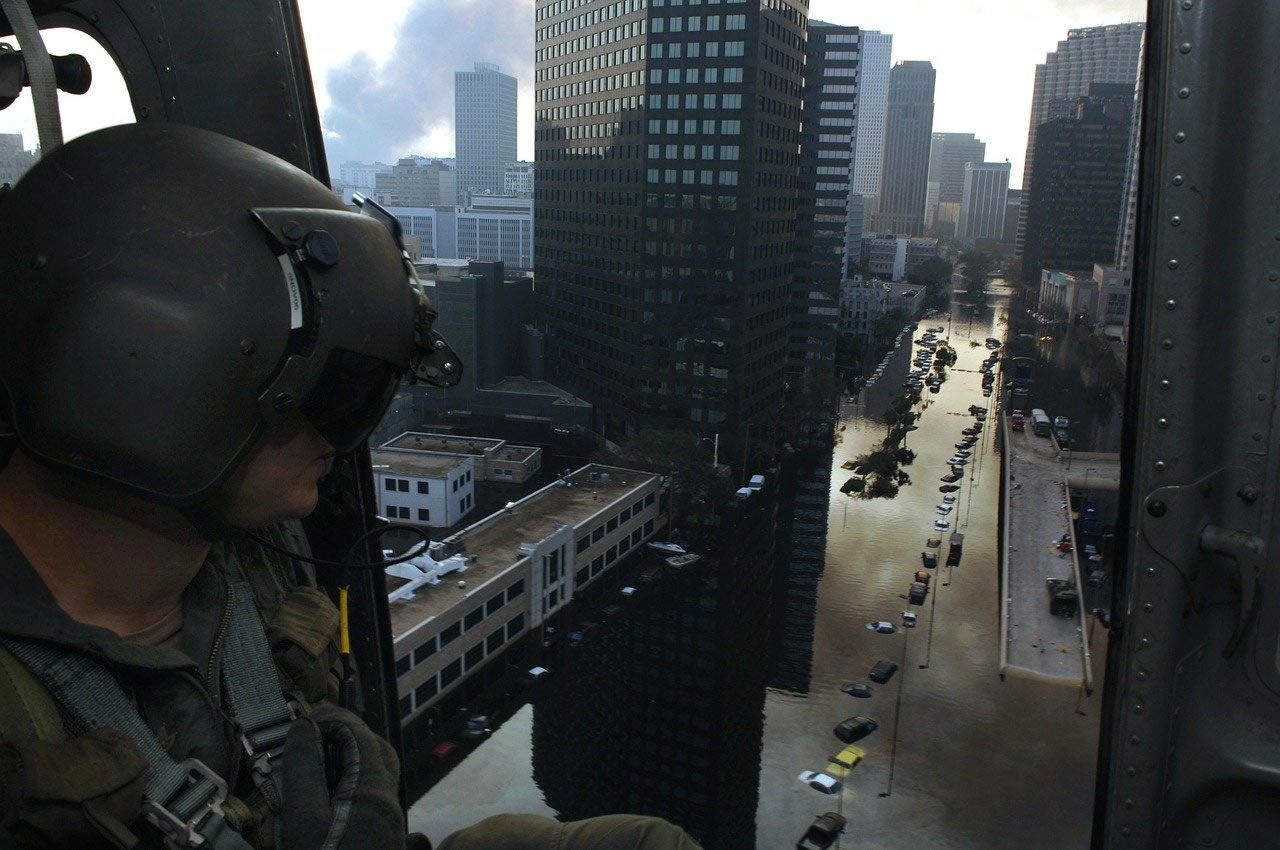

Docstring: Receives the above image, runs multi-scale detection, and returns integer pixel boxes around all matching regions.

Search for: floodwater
[757,294,1102,849]
[408,292,1104,848]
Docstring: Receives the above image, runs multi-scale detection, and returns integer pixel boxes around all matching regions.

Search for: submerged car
[833,715,879,744]
[798,771,842,795]
[841,682,873,698]
[797,812,847,850]
[936,504,952,515]
[940,473,962,483]
[901,610,918,628]
[942,494,957,504]
[869,659,898,683]
[866,620,896,634]
[933,519,951,531]
[939,484,961,493]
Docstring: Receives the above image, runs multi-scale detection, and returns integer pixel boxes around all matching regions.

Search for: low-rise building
[371,449,476,528]
[381,432,542,485]
[389,464,663,725]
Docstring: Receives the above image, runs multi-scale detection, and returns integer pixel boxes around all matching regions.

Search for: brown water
[756,296,1102,849]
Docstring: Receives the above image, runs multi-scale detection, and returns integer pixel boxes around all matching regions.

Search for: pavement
[1002,420,1091,683]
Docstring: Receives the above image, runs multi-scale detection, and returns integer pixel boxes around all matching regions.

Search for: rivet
[1177,87,1190,99]
[1137,670,1148,680]
[239,338,256,355]
[1170,215,1181,226]
[1122,827,1132,837]
[1165,299,1177,310]
[1239,485,1259,503]
[1180,42,1192,54]
[1140,637,1151,648]
[1254,432,1264,441]
[1124,798,1135,809]
[444,362,457,372]
[282,220,304,242]
[1156,417,1169,429]
[1146,566,1156,576]
[1143,602,1153,612]
[1174,132,1187,143]
[1270,273,1279,282]
[1168,259,1180,269]
[1127,767,1137,777]
[31,254,47,270]
[1161,338,1174,350]
[1264,354,1273,363]
[1268,315,1277,324]
[1172,174,1184,186]
[273,392,296,412]
[1159,379,1171,390]
[1130,735,1141,745]
[1154,460,1167,472]
[139,106,150,117]
[1181,0,1192,7]
[1259,393,1268,402]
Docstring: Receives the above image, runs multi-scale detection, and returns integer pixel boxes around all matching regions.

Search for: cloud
[320,0,534,165]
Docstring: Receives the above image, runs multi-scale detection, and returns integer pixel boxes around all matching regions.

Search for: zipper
[204,580,235,704]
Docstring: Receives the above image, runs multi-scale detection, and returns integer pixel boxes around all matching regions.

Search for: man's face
[206,413,335,527]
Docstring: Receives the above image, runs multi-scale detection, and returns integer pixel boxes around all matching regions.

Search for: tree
[958,250,995,304]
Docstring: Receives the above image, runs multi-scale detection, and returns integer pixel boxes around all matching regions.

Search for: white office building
[850,31,893,213]
[455,62,517,200]
[957,162,1012,246]
[372,449,476,528]
[384,196,533,269]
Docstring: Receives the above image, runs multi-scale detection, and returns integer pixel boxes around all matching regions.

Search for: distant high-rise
[1016,22,1145,267]
[850,31,892,216]
[373,157,456,207]
[872,60,936,236]
[0,133,36,187]
[533,0,807,452]
[1022,84,1133,282]
[792,21,860,380]
[455,62,517,201]
[956,161,1011,246]
[927,132,985,228]
[1114,31,1146,272]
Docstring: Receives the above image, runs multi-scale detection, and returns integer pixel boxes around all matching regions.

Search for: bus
[1029,408,1051,437]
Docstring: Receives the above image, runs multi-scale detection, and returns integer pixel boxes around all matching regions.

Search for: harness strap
[0,579,296,848]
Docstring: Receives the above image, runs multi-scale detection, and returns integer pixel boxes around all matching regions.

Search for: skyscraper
[792,21,860,381]
[533,0,807,453]
[1022,84,1133,282]
[957,161,1011,246]
[926,131,985,230]
[872,60,935,236]
[850,31,892,218]
[455,62,518,201]
[1015,22,1145,267]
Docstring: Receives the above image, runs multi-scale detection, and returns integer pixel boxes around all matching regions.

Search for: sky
[1,0,1146,189]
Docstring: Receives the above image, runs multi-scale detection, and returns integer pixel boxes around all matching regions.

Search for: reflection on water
[409,296,1102,849]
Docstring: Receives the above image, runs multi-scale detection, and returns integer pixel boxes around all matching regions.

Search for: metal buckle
[140,759,227,849]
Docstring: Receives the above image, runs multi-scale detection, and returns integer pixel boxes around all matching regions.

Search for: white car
[947,456,968,466]
[901,611,918,628]
[936,505,952,515]
[798,771,842,794]
[866,620,896,634]
[942,494,957,504]
[934,519,951,531]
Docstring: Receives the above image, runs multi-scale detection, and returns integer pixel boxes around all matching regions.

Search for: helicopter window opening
[0,27,133,161]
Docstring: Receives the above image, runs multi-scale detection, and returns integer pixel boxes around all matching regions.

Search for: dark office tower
[455,62,518,201]
[533,0,807,454]
[791,22,859,382]
[1015,22,1144,269]
[1021,83,1133,283]
[871,61,935,236]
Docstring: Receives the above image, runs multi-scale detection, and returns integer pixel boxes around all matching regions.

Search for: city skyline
[2,0,1145,189]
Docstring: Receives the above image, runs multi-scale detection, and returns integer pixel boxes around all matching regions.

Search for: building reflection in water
[768,448,834,694]
[531,476,778,849]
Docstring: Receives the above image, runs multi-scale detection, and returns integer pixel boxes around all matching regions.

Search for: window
[440,659,462,688]
[619,536,630,554]
[723,67,742,83]
[418,508,430,522]
[577,536,590,553]
[384,478,396,491]
[395,655,411,676]
[633,499,644,513]
[725,13,744,28]
[452,478,458,492]
[398,480,409,492]
[417,481,429,494]
[645,492,655,506]
[591,554,605,576]
[464,606,483,630]
[486,628,506,654]
[439,621,461,647]
[413,637,437,665]
[507,579,525,601]
[705,41,719,57]
[706,14,719,29]
[725,40,744,56]
[464,644,484,670]
[606,544,618,565]
[667,68,680,83]
[720,120,740,134]
[414,678,437,704]
[721,93,741,109]
[507,613,525,638]
[399,694,412,719]
[548,588,559,607]
[576,565,590,586]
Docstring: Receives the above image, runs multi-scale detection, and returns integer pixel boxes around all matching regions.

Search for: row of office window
[451,470,472,490]
[650,41,744,59]
[646,92,742,109]
[650,14,745,32]
[647,143,740,160]
[574,519,655,587]
[645,118,742,135]
[395,578,527,678]
[536,0,645,25]
[646,168,738,186]
[397,611,526,719]
[574,492,657,553]
[385,506,430,522]
[646,66,744,85]
[385,477,429,494]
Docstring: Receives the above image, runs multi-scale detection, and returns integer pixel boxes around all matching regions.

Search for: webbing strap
[1,637,251,849]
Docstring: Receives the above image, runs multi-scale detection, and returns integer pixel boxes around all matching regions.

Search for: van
[748,474,766,490]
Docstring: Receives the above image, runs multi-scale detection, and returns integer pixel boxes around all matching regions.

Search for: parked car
[462,713,491,738]
[933,519,951,531]
[901,610,918,628]
[909,582,929,605]
[567,621,600,646]
[796,812,847,850]
[942,494,957,504]
[827,744,865,776]
[869,659,898,683]
[940,473,962,483]
[936,504,952,515]
[797,771,842,794]
[914,570,932,585]
[841,682,873,698]
[866,620,896,634]
[833,715,879,743]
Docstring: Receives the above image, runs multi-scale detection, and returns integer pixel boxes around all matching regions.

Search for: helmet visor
[299,350,401,452]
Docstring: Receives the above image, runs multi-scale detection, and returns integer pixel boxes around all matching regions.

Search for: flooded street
[758,295,1102,849]
[409,293,1104,848]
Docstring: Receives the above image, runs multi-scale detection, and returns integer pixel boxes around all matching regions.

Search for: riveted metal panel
[1096,0,1280,845]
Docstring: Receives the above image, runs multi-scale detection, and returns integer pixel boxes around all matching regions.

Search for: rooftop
[388,464,657,635]
[381,432,541,463]
[371,448,469,478]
